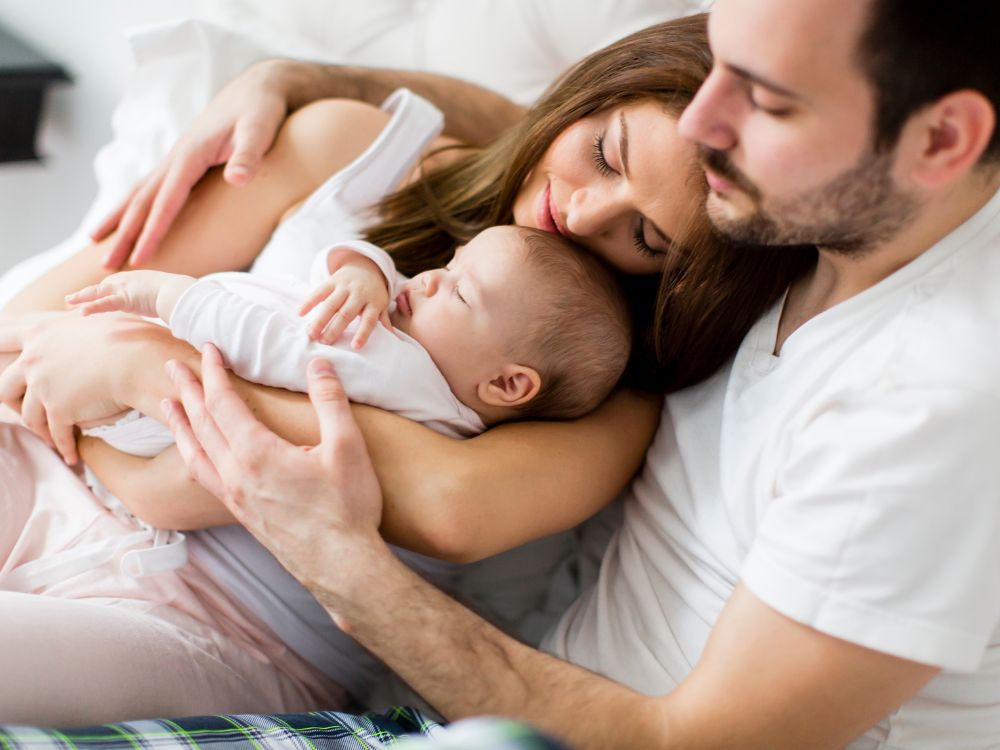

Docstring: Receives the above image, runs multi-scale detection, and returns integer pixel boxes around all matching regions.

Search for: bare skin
[0,96,659,562]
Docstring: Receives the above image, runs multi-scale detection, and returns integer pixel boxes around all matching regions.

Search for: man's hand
[162,344,384,603]
[299,254,392,348]
[94,61,289,270]
[66,270,196,323]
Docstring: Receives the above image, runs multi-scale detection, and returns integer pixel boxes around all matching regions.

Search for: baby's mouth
[395,289,412,316]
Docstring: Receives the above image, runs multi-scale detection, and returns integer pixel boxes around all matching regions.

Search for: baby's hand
[299,257,392,348]
[66,270,195,323]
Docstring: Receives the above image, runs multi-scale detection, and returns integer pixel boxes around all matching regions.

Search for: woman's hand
[94,61,290,270]
[0,312,140,464]
[162,344,384,597]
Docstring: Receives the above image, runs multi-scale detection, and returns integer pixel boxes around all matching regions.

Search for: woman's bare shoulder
[278,99,393,186]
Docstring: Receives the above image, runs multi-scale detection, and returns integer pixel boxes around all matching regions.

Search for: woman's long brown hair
[365,14,815,393]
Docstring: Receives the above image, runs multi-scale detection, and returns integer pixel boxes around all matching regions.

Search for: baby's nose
[422,271,441,296]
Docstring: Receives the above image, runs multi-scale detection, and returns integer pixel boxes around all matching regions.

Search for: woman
[0,15,810,724]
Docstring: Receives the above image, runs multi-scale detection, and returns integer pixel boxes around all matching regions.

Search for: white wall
[0,1,201,274]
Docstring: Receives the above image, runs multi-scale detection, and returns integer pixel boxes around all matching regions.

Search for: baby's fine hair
[509,227,632,421]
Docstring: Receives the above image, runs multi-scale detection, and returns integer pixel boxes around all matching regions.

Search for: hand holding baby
[299,249,393,349]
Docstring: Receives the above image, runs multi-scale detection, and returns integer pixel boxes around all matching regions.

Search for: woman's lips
[536,183,568,237]
[395,289,412,316]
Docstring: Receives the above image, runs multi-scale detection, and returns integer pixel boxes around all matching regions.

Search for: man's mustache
[698,146,760,200]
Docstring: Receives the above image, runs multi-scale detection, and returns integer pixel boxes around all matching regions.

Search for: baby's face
[390,226,535,405]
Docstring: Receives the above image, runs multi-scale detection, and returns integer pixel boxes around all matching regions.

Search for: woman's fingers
[49,412,78,466]
[0,357,26,412]
[19,390,53,450]
[90,181,141,245]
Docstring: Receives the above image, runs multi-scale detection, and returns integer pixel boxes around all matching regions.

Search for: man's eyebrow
[619,111,631,179]
[726,63,801,100]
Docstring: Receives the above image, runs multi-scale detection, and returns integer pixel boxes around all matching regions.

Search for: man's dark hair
[856,0,999,162]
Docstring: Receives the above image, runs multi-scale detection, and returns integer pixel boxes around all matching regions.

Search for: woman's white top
[544,187,1000,749]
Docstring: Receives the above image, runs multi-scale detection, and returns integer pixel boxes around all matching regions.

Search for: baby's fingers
[65,284,110,306]
[308,289,354,343]
[351,306,382,349]
[299,283,336,317]
[76,295,132,316]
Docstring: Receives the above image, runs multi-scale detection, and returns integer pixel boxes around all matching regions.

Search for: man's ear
[903,89,996,188]
[477,364,542,408]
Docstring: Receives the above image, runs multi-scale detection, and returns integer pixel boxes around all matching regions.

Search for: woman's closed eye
[632,221,664,259]
[591,133,616,177]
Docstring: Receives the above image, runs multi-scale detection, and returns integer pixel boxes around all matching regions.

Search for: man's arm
[269,59,526,145]
[163,348,938,750]
[314,551,938,750]
[97,60,526,268]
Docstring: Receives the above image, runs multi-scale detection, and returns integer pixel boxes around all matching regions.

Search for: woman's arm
[72,320,658,562]
[1,98,396,316]
[79,437,236,530]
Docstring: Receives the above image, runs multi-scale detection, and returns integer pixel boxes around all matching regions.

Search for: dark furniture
[0,22,70,163]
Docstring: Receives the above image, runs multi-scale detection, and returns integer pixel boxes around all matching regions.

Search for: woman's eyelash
[591,133,615,177]
[632,224,662,259]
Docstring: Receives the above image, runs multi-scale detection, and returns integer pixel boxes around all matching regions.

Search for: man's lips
[395,289,412,316]
[704,168,735,195]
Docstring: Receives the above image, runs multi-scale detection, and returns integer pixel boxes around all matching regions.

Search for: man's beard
[699,144,921,257]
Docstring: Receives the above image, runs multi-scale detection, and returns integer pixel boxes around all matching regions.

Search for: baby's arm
[299,246,393,348]
[79,435,236,530]
[67,270,196,323]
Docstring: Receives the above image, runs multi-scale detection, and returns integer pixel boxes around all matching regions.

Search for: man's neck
[775,173,1000,354]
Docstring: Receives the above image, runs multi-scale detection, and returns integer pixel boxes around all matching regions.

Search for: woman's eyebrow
[619,112,631,179]
[619,111,672,250]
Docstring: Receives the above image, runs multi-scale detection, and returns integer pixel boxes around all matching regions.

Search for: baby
[47,224,632,698]
[68,225,632,441]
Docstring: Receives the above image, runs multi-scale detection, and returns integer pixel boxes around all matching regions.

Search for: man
[5,0,997,748]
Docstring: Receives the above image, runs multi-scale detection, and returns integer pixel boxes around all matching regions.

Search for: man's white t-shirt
[545,187,1000,749]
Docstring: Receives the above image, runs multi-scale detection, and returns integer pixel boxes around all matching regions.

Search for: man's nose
[677,67,739,152]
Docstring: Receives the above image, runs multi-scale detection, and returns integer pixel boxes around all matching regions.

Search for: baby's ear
[477,364,541,408]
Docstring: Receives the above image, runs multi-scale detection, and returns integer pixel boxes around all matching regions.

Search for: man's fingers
[165,357,233,465]
[161,397,227,500]
[104,177,160,268]
[223,115,279,186]
[90,188,135,244]
[129,154,208,267]
[306,359,359,457]
[196,344,283,454]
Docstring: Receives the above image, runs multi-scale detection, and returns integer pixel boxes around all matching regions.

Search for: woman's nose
[566,186,627,238]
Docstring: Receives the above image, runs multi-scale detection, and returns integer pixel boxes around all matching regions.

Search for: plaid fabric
[0,709,567,750]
